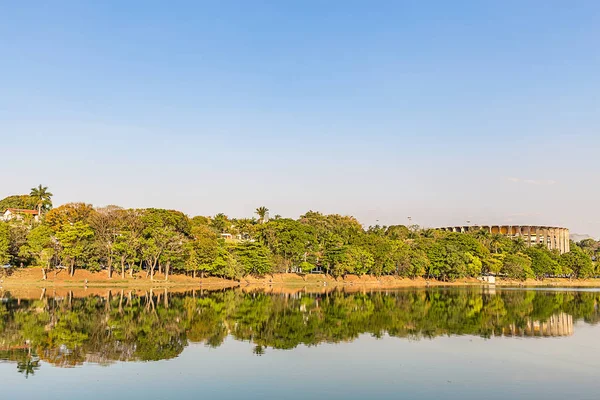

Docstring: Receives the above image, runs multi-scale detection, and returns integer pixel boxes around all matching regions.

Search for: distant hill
[0,194,37,211]
[570,233,596,243]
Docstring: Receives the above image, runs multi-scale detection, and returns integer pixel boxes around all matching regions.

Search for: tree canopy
[0,187,597,282]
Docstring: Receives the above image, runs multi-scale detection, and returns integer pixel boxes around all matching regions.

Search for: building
[438,225,570,254]
[1,208,39,222]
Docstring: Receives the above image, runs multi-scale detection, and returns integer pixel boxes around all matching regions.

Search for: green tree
[185,225,219,278]
[56,222,95,276]
[212,244,242,279]
[560,243,594,278]
[525,246,560,279]
[255,206,269,224]
[210,213,230,234]
[0,195,38,211]
[0,222,10,265]
[29,184,53,215]
[257,218,316,272]
[19,225,56,280]
[501,253,534,280]
[140,209,191,280]
[232,242,274,276]
[89,206,122,278]
[324,245,374,278]
[113,209,144,278]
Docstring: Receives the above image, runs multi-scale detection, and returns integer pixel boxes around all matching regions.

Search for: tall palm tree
[513,237,527,253]
[490,233,504,254]
[473,229,491,249]
[255,206,269,224]
[30,184,53,215]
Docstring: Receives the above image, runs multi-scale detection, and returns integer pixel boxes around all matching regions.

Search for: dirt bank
[2,267,600,293]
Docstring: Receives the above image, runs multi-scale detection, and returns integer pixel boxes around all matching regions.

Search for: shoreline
[2,267,600,292]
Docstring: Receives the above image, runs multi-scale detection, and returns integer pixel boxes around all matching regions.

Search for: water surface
[1,287,599,399]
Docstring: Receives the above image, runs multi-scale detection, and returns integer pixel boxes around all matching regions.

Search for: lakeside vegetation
[1,186,599,283]
[1,288,599,375]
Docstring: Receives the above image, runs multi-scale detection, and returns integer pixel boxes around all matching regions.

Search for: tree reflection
[1,287,599,376]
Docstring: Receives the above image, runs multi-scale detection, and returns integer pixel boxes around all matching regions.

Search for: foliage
[525,245,561,278]
[0,195,38,211]
[501,253,535,280]
[29,184,53,214]
[231,242,274,276]
[1,288,599,372]
[0,222,10,264]
[44,203,95,231]
[560,243,595,278]
[56,222,95,275]
[0,187,596,282]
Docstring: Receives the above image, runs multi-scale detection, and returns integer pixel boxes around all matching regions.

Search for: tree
[257,218,316,272]
[560,244,594,278]
[324,245,374,278]
[232,242,274,276]
[140,209,190,280]
[8,224,29,267]
[184,225,219,278]
[29,184,53,215]
[113,209,144,278]
[89,206,122,278]
[19,225,56,280]
[211,244,242,280]
[255,207,269,224]
[210,213,229,234]
[232,218,258,239]
[385,225,410,240]
[501,253,534,280]
[56,222,95,276]
[525,246,560,279]
[0,222,10,265]
[0,195,38,211]
[342,245,374,276]
[44,203,95,231]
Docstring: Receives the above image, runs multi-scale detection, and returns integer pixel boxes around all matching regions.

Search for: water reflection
[1,287,599,376]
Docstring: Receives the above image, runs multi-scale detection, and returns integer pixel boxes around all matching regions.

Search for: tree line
[1,185,599,281]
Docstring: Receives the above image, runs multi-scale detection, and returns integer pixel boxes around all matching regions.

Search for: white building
[1,208,39,222]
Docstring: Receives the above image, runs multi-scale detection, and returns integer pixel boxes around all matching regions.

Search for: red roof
[5,208,39,215]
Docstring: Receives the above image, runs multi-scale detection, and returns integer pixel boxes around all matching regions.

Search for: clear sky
[1,1,599,237]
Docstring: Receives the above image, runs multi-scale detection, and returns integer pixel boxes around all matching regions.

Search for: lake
[1,286,600,399]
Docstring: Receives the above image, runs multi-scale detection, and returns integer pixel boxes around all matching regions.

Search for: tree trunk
[121,256,126,279]
[41,267,47,281]
[193,269,196,278]
[119,290,124,314]
[70,259,75,277]
[165,261,170,281]
[158,263,162,275]
[150,258,158,281]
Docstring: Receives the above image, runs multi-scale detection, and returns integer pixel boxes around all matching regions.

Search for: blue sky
[1,1,599,236]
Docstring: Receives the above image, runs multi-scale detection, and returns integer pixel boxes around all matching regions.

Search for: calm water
[1,286,600,399]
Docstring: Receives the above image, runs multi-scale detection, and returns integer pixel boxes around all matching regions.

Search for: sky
[1,1,599,237]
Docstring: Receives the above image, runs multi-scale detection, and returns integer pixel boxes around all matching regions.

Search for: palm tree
[473,229,491,249]
[255,206,269,224]
[30,184,53,215]
[17,355,40,379]
[513,237,527,253]
[490,233,504,254]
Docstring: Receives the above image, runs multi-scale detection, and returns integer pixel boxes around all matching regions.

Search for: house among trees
[1,208,39,222]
